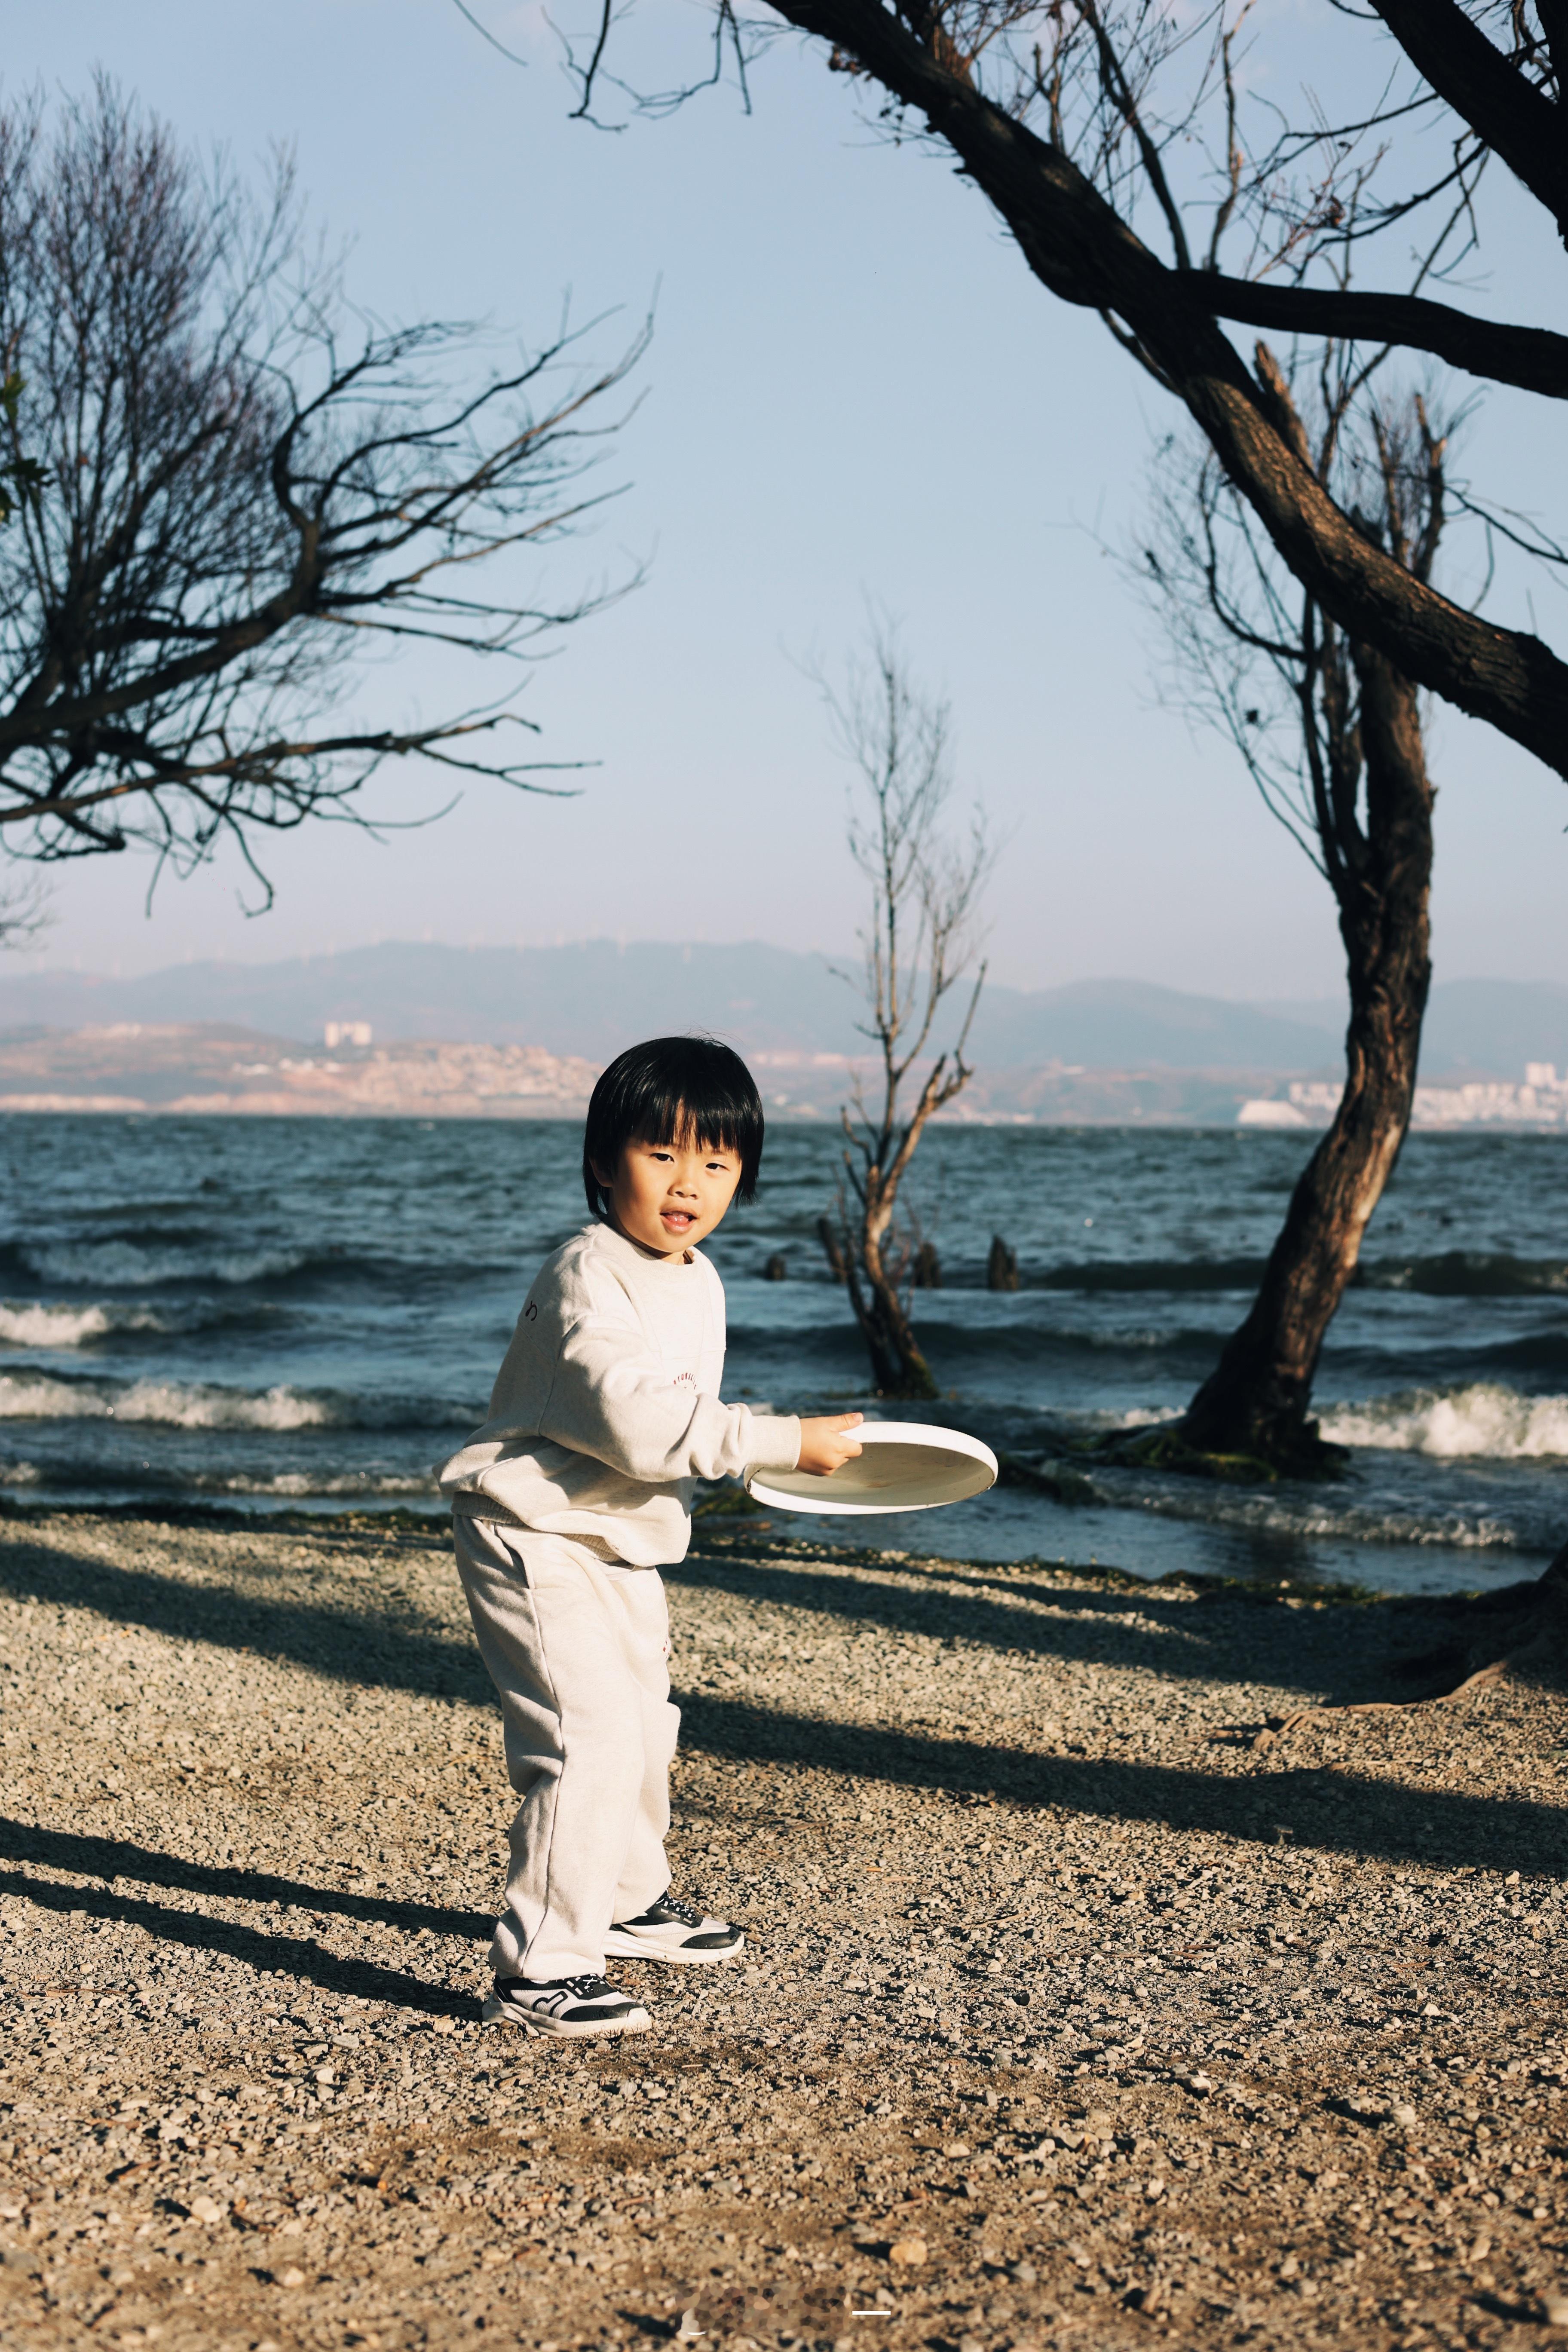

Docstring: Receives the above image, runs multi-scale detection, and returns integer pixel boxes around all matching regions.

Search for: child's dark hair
[582,1036,765,1217]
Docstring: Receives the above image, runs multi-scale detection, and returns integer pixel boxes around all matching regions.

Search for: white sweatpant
[453,1516,680,1981]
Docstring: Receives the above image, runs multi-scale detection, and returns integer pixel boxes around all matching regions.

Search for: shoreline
[2,1506,1566,2349]
[0,1488,1526,1610]
[8,1097,1568,1131]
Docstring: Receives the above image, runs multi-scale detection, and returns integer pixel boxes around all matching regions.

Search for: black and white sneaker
[481,1974,651,2038]
[604,1893,745,1966]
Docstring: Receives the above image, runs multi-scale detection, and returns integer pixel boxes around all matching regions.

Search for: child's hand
[796,1412,864,1476]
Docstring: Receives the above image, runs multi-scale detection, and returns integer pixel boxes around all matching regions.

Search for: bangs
[582,1035,765,1216]
[632,1096,747,1157]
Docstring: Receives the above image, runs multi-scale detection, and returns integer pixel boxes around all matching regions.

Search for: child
[438,1035,863,2039]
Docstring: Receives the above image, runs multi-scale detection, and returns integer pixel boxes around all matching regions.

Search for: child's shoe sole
[481,1984,651,2038]
[603,1923,745,1967]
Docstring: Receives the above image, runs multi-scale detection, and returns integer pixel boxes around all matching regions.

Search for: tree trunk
[848,1264,938,1398]
[1181,646,1434,1468]
[828,1193,940,1399]
[987,1234,1019,1292]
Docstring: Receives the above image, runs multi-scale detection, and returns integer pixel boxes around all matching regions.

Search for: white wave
[0,1301,166,1348]
[0,1373,334,1429]
[0,1374,104,1419]
[1320,1383,1568,1461]
[0,1461,433,1500]
[0,1303,111,1348]
[1075,1407,1181,1433]
[201,1471,438,1497]
[21,1242,309,1289]
[117,1380,337,1430]
[1100,1476,1521,1552]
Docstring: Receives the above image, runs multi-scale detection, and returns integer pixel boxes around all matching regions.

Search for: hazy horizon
[7,926,1567,1009]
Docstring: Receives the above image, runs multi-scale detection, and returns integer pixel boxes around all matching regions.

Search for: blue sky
[8,0,1567,995]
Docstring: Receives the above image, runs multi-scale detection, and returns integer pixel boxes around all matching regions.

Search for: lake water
[1,1113,1564,1596]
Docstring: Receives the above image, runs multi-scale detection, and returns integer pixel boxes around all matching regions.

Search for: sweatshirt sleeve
[542,1305,800,1484]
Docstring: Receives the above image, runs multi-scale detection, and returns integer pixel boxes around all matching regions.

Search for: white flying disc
[745,1422,998,1516]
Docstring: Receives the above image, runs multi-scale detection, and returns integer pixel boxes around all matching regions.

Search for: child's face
[593,1130,744,1257]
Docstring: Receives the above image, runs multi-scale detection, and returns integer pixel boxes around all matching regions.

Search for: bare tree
[0,81,641,906]
[548,3,1568,786]
[816,626,989,1396]
[0,346,49,952]
[0,368,45,529]
[1135,361,1449,1470]
[490,0,1568,1693]
[0,867,47,950]
[0,365,44,950]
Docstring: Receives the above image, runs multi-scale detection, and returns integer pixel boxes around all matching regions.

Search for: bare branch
[812,614,990,1396]
[1370,0,1568,244]
[1199,274,1568,404]
[448,0,531,71]
[1133,343,1455,906]
[0,81,642,879]
[546,0,1568,777]
[0,860,49,946]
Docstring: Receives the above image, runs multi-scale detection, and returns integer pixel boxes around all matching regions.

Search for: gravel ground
[2,1506,1568,2352]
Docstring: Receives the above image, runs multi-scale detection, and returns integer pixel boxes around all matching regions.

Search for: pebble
[0,1506,1565,2352]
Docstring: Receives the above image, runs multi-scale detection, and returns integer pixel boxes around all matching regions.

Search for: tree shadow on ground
[0,1861,475,2020]
[677,1694,1568,1878]
[0,1814,491,1939]
[674,1544,1482,1702]
[5,1525,1564,1884]
[0,1521,1445,1708]
[0,1528,485,1702]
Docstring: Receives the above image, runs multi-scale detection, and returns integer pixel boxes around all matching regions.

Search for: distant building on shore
[1238,1066,1568,1132]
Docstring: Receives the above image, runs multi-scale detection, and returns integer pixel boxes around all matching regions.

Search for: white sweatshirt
[436,1219,801,1567]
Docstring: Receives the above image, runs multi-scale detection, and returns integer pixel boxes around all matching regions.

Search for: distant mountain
[1262,980,1568,1078]
[1411,978,1568,1079]
[0,941,857,1060]
[974,977,1340,1072]
[0,940,1562,1078]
